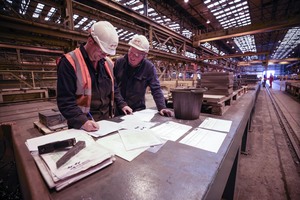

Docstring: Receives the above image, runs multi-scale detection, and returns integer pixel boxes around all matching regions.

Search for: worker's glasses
[128,49,146,58]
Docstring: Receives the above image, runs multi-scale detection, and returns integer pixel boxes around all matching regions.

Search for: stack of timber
[201,72,234,96]
[240,74,259,85]
[34,109,67,134]
[285,81,300,99]
[233,75,242,90]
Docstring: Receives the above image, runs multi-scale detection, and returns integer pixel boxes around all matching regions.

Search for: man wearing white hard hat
[114,34,173,117]
[57,21,131,132]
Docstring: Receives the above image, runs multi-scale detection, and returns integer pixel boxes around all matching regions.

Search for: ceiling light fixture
[184,0,189,3]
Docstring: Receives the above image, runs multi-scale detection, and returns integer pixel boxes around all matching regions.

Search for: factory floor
[0,80,300,200]
[236,80,300,200]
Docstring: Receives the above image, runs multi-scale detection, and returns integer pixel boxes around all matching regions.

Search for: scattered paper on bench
[180,128,227,153]
[121,109,157,122]
[199,117,232,133]
[96,134,148,162]
[87,120,121,137]
[118,129,163,151]
[119,119,156,130]
[150,121,192,141]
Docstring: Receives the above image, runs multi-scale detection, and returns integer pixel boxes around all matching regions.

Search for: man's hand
[122,106,133,115]
[81,120,99,132]
[159,109,173,117]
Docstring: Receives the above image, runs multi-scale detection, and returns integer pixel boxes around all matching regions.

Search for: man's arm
[57,57,88,129]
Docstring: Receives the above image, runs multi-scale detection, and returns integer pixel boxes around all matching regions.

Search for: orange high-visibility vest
[64,48,115,117]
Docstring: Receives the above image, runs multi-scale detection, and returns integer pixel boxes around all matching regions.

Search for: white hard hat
[91,21,119,55]
[128,34,149,53]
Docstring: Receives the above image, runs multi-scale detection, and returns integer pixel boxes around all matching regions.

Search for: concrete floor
[236,80,300,200]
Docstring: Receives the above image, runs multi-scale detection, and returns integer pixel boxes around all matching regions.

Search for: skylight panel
[74,17,88,28]
[148,12,158,17]
[205,0,254,52]
[201,42,225,55]
[132,4,143,11]
[207,4,214,9]
[211,7,222,12]
[82,20,96,31]
[55,16,61,24]
[45,7,57,21]
[169,24,180,27]
[19,0,30,15]
[233,35,257,53]
[272,27,300,59]
[73,14,79,20]
[32,3,44,18]
[124,0,138,6]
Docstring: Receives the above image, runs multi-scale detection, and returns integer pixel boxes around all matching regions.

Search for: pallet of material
[201,86,247,115]
[202,94,232,115]
[33,121,68,135]
[232,86,248,100]
[39,109,66,128]
[285,81,300,98]
[201,72,234,96]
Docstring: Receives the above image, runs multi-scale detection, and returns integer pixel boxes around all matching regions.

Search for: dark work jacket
[114,54,166,115]
[57,45,126,129]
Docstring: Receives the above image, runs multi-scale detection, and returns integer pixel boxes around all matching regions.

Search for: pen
[88,112,95,121]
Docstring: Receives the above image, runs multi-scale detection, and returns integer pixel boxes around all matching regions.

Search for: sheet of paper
[119,119,156,130]
[146,138,167,153]
[87,120,122,137]
[121,109,157,122]
[150,121,192,141]
[199,117,232,133]
[118,129,163,150]
[26,129,95,151]
[180,128,226,153]
[96,134,148,162]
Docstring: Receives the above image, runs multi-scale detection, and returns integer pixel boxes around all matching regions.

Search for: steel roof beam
[193,14,300,45]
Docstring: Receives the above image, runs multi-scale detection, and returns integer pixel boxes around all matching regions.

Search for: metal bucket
[171,88,206,120]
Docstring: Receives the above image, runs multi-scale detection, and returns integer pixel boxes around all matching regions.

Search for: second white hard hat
[128,34,149,53]
[91,21,119,55]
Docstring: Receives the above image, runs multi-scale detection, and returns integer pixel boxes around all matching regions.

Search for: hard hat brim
[129,41,149,53]
[98,40,116,55]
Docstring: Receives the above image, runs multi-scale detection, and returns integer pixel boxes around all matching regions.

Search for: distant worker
[114,34,173,117]
[269,74,274,88]
[56,21,130,132]
[263,75,267,87]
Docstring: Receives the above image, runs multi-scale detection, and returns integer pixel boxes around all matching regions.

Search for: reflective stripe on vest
[64,48,114,117]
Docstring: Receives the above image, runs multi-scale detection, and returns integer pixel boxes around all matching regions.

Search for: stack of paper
[26,129,115,191]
